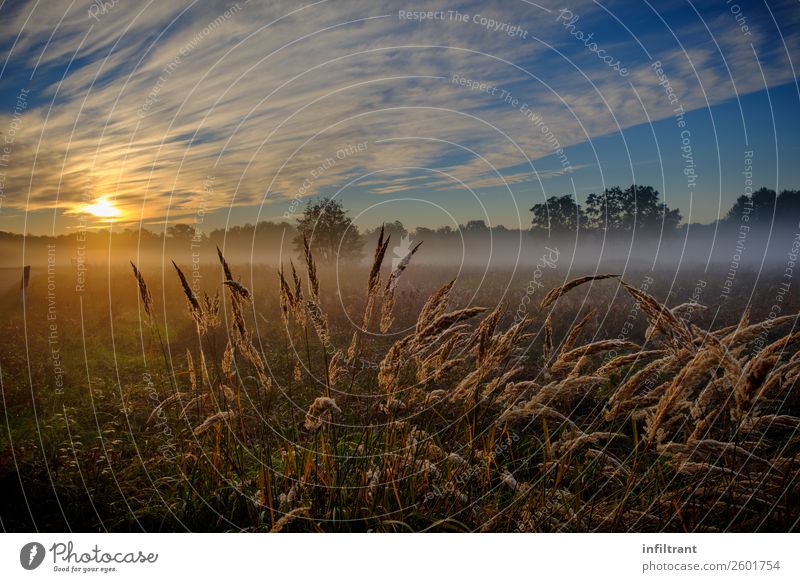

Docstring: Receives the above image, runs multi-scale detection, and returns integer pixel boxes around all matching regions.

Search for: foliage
[2,241,797,533]
[530,194,586,233]
[293,197,363,262]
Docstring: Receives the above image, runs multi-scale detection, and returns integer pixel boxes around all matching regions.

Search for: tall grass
[1,240,798,532]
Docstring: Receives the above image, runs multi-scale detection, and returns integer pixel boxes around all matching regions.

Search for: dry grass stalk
[498,401,579,431]
[475,305,504,362]
[378,336,413,394]
[662,439,776,473]
[621,281,692,346]
[604,348,688,420]
[216,246,233,281]
[417,331,466,383]
[349,226,391,360]
[539,274,619,309]
[529,376,606,408]
[202,291,220,329]
[302,235,320,302]
[595,349,663,377]
[270,507,311,532]
[221,340,235,384]
[552,431,623,458]
[559,309,596,355]
[415,306,487,347]
[172,261,205,330]
[583,448,630,481]
[753,359,800,404]
[186,349,197,392]
[241,341,272,390]
[543,315,553,362]
[130,261,153,320]
[327,351,349,387]
[688,377,731,441]
[306,299,331,346]
[193,410,236,436]
[146,391,189,425]
[380,239,422,332]
[368,225,390,294]
[224,279,252,303]
[416,279,456,335]
[742,414,800,432]
[180,393,212,418]
[449,364,520,404]
[735,330,800,417]
[289,260,306,324]
[645,346,721,443]
[278,265,294,325]
[304,397,341,430]
[558,339,640,363]
[495,380,539,407]
[230,290,249,341]
[199,349,211,389]
[722,313,797,348]
[671,302,707,317]
[215,247,251,341]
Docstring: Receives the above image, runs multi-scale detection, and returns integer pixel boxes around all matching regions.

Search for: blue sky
[0,0,798,234]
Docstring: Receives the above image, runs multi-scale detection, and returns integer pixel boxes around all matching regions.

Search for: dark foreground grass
[1,249,798,532]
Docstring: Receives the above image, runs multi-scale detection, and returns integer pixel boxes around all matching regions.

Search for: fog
[1,220,797,275]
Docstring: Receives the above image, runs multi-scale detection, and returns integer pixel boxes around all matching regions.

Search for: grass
[0,238,798,532]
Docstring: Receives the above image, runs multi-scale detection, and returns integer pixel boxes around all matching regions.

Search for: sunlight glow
[83,196,123,219]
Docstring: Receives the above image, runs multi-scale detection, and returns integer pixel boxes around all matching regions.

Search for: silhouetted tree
[294,197,362,262]
[725,194,752,222]
[463,220,489,234]
[167,223,196,241]
[530,194,585,233]
[725,188,799,226]
[751,187,777,218]
[382,220,407,239]
[776,189,800,223]
[414,227,436,238]
[584,185,680,232]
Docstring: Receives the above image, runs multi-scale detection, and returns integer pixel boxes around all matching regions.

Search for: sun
[83,196,122,219]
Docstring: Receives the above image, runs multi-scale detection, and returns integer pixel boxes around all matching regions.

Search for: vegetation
[3,187,799,267]
[531,185,681,233]
[1,229,797,532]
[293,197,363,262]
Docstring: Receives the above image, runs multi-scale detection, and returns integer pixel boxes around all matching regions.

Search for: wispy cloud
[0,0,797,231]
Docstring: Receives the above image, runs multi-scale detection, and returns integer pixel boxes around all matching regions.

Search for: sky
[0,0,798,235]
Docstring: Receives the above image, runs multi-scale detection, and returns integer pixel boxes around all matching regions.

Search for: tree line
[1,186,797,264]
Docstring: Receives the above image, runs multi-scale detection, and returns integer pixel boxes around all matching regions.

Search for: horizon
[2,182,798,237]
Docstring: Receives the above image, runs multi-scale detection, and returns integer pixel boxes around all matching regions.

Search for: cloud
[0,0,797,231]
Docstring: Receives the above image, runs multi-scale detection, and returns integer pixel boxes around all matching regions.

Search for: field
[1,236,799,532]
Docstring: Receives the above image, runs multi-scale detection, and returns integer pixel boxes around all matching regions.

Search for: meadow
[1,235,798,532]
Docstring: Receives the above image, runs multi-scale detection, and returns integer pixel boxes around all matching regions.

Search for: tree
[167,223,196,241]
[530,194,585,233]
[586,187,624,231]
[725,194,752,222]
[584,185,680,233]
[751,187,777,218]
[382,220,407,239]
[464,219,489,233]
[724,188,798,226]
[776,190,800,224]
[414,226,436,238]
[294,197,362,262]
